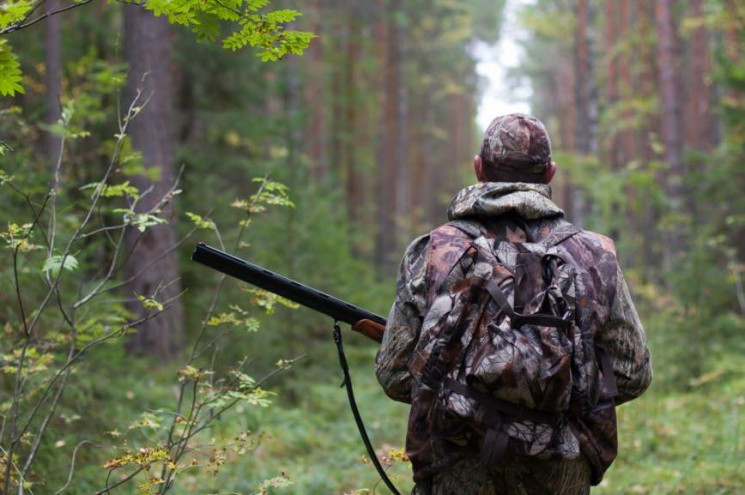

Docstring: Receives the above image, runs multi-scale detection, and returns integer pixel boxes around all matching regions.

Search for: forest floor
[192,305,745,495]
[44,298,745,494]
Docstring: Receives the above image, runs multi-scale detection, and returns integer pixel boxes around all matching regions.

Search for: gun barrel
[191,243,387,327]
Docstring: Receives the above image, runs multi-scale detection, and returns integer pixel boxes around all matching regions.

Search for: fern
[0,40,24,96]
[0,0,34,29]
[264,9,299,24]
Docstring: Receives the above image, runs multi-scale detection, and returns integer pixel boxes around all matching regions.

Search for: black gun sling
[333,323,402,495]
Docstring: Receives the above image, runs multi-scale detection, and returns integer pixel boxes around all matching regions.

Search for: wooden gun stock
[352,319,386,343]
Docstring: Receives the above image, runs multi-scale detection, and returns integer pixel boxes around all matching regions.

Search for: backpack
[408,219,615,467]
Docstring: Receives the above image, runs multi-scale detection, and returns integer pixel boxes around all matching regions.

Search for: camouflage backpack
[408,219,615,467]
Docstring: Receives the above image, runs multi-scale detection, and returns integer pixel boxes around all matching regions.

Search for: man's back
[376,134,651,495]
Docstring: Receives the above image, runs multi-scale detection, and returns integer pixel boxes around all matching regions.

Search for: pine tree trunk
[620,0,638,262]
[305,1,327,180]
[685,0,712,153]
[639,0,664,277]
[394,9,410,244]
[619,0,634,167]
[684,0,712,231]
[329,2,344,179]
[572,0,594,227]
[604,0,620,171]
[655,0,684,210]
[375,0,400,274]
[122,5,183,361]
[344,13,361,225]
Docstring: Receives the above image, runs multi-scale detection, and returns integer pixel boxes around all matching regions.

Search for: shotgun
[190,243,387,342]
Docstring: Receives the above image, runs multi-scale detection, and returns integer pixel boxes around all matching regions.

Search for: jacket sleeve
[374,235,430,404]
[597,265,653,405]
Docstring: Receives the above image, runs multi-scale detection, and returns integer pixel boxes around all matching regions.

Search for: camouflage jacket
[375,182,652,486]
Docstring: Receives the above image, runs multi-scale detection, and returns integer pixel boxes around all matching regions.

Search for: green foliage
[81,180,140,199]
[466,0,507,43]
[143,0,314,60]
[240,289,300,315]
[232,178,295,214]
[42,253,79,277]
[41,102,92,139]
[1,221,42,252]
[0,39,22,96]
[0,0,33,27]
[0,0,313,97]
[201,346,415,494]
[207,304,261,332]
[185,211,216,230]
[0,75,302,492]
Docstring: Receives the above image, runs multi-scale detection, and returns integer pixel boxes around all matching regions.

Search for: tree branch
[54,441,98,494]
[0,0,94,35]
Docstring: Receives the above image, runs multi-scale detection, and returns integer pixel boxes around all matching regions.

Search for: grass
[193,307,745,495]
[24,301,745,494]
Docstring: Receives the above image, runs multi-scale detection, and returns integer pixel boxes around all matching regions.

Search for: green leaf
[240,288,299,314]
[0,168,14,183]
[256,475,293,492]
[0,39,25,97]
[42,254,79,278]
[1,222,42,252]
[0,0,34,30]
[130,213,167,232]
[80,181,140,200]
[137,294,164,311]
[103,181,140,199]
[265,9,299,23]
[185,212,216,230]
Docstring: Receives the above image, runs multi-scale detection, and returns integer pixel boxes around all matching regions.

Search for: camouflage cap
[480,113,552,176]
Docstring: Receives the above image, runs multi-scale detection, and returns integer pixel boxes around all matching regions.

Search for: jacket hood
[447,182,564,221]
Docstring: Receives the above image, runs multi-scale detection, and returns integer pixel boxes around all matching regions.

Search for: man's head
[474,113,557,184]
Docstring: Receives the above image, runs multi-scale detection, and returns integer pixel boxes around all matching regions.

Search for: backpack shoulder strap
[445,219,486,239]
[539,223,583,248]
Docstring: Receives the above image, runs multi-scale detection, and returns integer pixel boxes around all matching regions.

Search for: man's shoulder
[423,223,475,270]
[569,226,617,256]
[429,222,476,242]
[402,222,475,258]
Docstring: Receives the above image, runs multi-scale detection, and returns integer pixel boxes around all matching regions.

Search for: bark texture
[123,4,184,360]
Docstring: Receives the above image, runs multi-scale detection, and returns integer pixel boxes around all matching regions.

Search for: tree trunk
[572,0,595,227]
[638,0,664,278]
[604,0,620,171]
[619,0,638,263]
[394,8,410,244]
[304,0,327,181]
[122,4,183,360]
[655,0,684,212]
[684,0,712,232]
[374,0,400,274]
[619,0,634,168]
[344,13,361,225]
[329,1,344,180]
[685,0,712,153]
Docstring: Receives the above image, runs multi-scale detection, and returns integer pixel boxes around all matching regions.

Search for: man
[375,114,652,494]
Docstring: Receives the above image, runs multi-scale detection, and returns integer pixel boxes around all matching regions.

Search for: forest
[0,0,744,493]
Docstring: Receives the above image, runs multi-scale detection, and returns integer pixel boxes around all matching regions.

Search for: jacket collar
[447,182,564,221]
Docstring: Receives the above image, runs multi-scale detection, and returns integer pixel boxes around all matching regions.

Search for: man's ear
[542,161,557,183]
[474,155,487,182]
